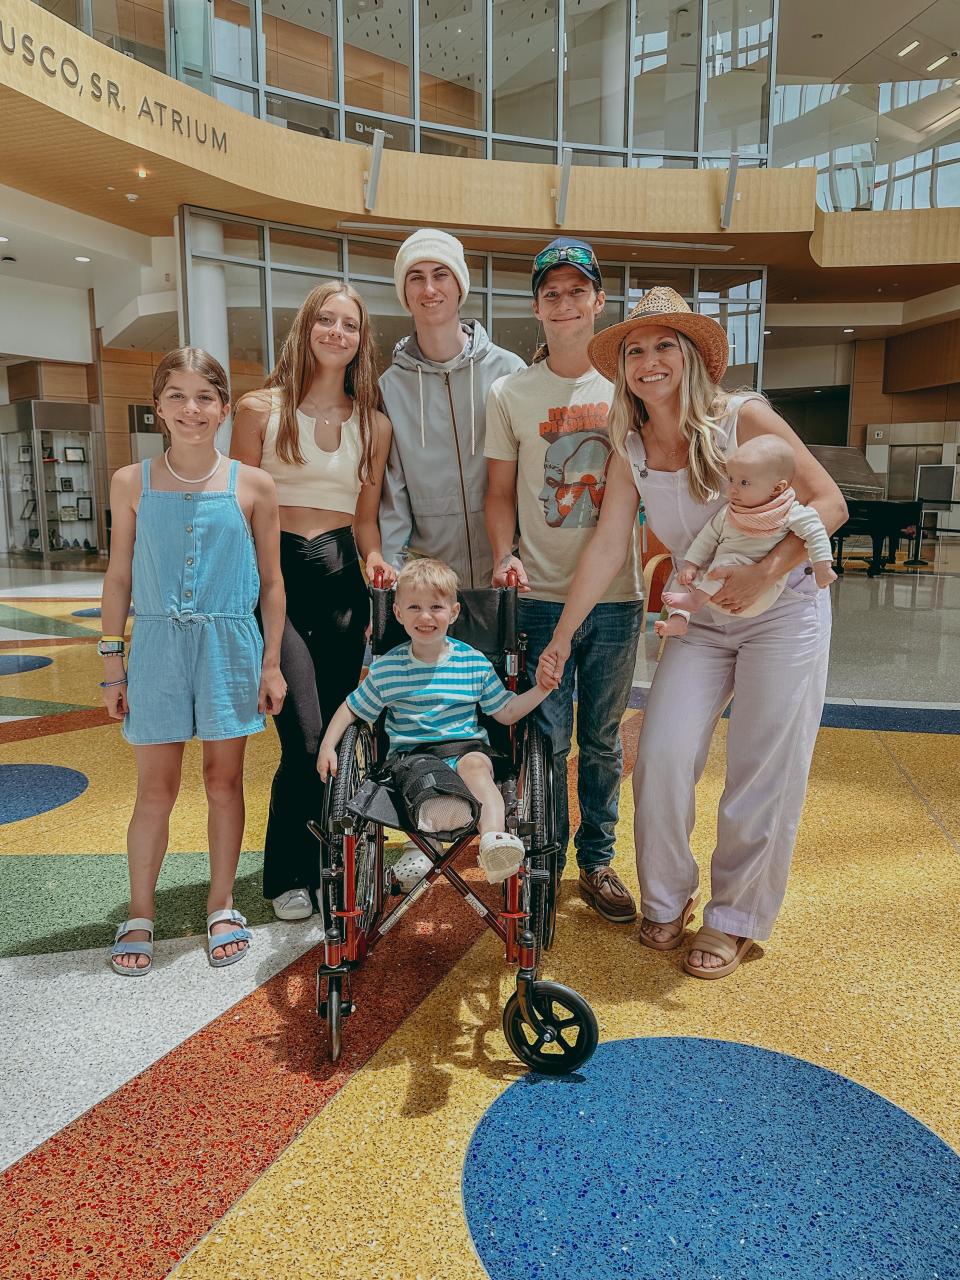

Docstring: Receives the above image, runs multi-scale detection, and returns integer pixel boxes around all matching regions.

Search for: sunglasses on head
[533,245,599,274]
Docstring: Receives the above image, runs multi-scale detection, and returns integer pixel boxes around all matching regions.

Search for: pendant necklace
[164,449,222,484]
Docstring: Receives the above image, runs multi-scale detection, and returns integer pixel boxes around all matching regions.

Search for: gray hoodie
[379,320,526,589]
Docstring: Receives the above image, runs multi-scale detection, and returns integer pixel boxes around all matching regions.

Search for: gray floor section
[0,916,325,1172]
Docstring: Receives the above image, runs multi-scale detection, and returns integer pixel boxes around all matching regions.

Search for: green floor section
[0,604,97,639]
[0,852,273,957]
[0,696,93,717]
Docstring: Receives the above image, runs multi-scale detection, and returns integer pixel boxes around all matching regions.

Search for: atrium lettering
[0,21,228,155]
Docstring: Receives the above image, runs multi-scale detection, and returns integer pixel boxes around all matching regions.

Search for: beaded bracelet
[99,678,128,688]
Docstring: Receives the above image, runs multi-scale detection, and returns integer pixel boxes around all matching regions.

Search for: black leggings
[262,527,368,899]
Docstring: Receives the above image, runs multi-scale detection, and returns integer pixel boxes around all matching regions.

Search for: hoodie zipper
[444,372,475,587]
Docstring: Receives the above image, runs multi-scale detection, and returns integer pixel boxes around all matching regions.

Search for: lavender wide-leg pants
[633,584,831,942]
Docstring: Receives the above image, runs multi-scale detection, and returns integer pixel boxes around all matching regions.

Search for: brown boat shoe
[578,865,637,923]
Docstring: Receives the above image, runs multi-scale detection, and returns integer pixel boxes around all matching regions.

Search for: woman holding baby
[539,289,847,979]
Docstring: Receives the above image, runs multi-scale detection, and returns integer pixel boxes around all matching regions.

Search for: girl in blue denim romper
[99,348,286,977]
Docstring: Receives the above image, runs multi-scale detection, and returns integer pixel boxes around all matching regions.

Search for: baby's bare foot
[654,615,688,638]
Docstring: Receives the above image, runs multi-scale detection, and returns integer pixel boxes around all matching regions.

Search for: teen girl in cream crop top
[260,390,362,513]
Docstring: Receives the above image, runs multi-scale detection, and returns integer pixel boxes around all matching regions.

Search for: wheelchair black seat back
[306,577,599,1076]
[372,580,517,668]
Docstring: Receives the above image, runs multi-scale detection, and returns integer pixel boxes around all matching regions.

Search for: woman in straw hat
[539,288,847,979]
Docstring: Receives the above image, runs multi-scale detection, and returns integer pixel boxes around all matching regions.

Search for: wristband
[99,678,128,688]
[97,639,126,656]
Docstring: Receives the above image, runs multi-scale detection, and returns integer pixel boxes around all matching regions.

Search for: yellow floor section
[172,720,960,1280]
[0,722,279,855]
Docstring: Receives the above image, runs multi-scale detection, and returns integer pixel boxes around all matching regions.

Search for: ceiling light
[0,236,7,243]
[763,329,771,336]
[137,167,147,179]
[810,32,823,39]
[843,327,854,333]
[898,40,919,57]
[927,55,949,71]
[74,255,91,263]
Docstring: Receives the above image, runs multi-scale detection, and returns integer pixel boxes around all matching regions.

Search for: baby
[657,434,837,638]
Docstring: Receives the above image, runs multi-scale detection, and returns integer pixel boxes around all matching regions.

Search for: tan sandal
[683,925,754,979]
[639,894,699,952]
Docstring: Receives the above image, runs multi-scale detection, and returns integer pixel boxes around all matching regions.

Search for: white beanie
[394,229,470,312]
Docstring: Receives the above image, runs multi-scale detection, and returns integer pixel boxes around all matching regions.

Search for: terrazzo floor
[0,573,957,1280]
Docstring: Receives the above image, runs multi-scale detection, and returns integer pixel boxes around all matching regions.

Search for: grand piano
[808,446,922,577]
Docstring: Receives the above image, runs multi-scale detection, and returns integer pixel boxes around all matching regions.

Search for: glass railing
[773,79,960,211]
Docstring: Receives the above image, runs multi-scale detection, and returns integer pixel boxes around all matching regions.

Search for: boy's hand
[535,654,561,692]
[317,742,339,781]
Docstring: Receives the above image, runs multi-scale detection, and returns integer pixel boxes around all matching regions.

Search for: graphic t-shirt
[484,361,641,603]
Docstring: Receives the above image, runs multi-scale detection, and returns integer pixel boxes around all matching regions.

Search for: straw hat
[588,286,729,385]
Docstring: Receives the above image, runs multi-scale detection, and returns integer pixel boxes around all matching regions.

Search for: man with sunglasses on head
[484,237,642,925]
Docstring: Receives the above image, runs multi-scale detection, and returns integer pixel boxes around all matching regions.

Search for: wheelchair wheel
[324,975,342,1062]
[502,981,598,1075]
[523,721,559,954]
[324,721,381,938]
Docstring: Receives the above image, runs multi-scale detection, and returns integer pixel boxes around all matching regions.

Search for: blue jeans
[519,598,642,873]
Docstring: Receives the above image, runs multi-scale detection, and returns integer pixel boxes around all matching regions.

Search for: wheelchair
[307,569,598,1075]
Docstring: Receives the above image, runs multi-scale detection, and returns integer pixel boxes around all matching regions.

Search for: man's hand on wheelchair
[492,554,530,591]
[535,653,561,692]
[317,742,339,781]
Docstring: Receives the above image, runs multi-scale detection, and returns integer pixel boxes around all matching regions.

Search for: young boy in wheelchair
[317,557,558,886]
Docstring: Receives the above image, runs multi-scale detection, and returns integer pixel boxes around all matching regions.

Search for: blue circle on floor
[71,607,101,617]
[462,1037,960,1280]
[0,765,88,824]
[0,655,52,675]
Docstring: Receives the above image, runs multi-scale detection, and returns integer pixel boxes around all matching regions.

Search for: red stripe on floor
[0,707,110,744]
[0,712,642,1280]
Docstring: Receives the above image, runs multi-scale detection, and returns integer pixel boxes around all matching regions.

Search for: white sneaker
[393,841,434,893]
[477,831,525,884]
[272,888,313,920]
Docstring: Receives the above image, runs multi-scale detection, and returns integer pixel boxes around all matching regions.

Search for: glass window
[572,151,626,168]
[211,0,257,82]
[702,0,774,156]
[224,263,268,382]
[91,0,166,72]
[262,0,336,100]
[629,266,695,301]
[184,74,258,116]
[35,0,81,24]
[420,129,486,160]
[419,0,484,133]
[698,268,762,300]
[347,238,402,279]
[345,113,413,152]
[563,0,628,148]
[632,0,699,154]
[493,1,559,141]
[191,217,263,261]
[342,0,412,116]
[358,280,415,373]
[270,229,341,273]
[493,140,558,164]
[492,257,534,291]
[631,155,696,169]
[492,294,539,365]
[266,96,338,140]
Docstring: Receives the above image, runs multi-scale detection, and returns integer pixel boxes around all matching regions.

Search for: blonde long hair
[607,330,732,503]
[263,281,380,483]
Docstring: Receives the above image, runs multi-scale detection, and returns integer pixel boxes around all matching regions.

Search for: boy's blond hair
[395,557,459,602]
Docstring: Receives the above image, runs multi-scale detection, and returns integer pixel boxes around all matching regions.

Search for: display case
[0,401,102,563]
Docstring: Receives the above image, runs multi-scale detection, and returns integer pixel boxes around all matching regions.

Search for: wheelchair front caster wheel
[319,974,342,1062]
[502,980,598,1075]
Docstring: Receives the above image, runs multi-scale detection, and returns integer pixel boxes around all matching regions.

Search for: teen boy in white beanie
[379,228,525,589]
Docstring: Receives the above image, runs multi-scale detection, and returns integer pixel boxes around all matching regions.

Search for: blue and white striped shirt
[346,637,513,748]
